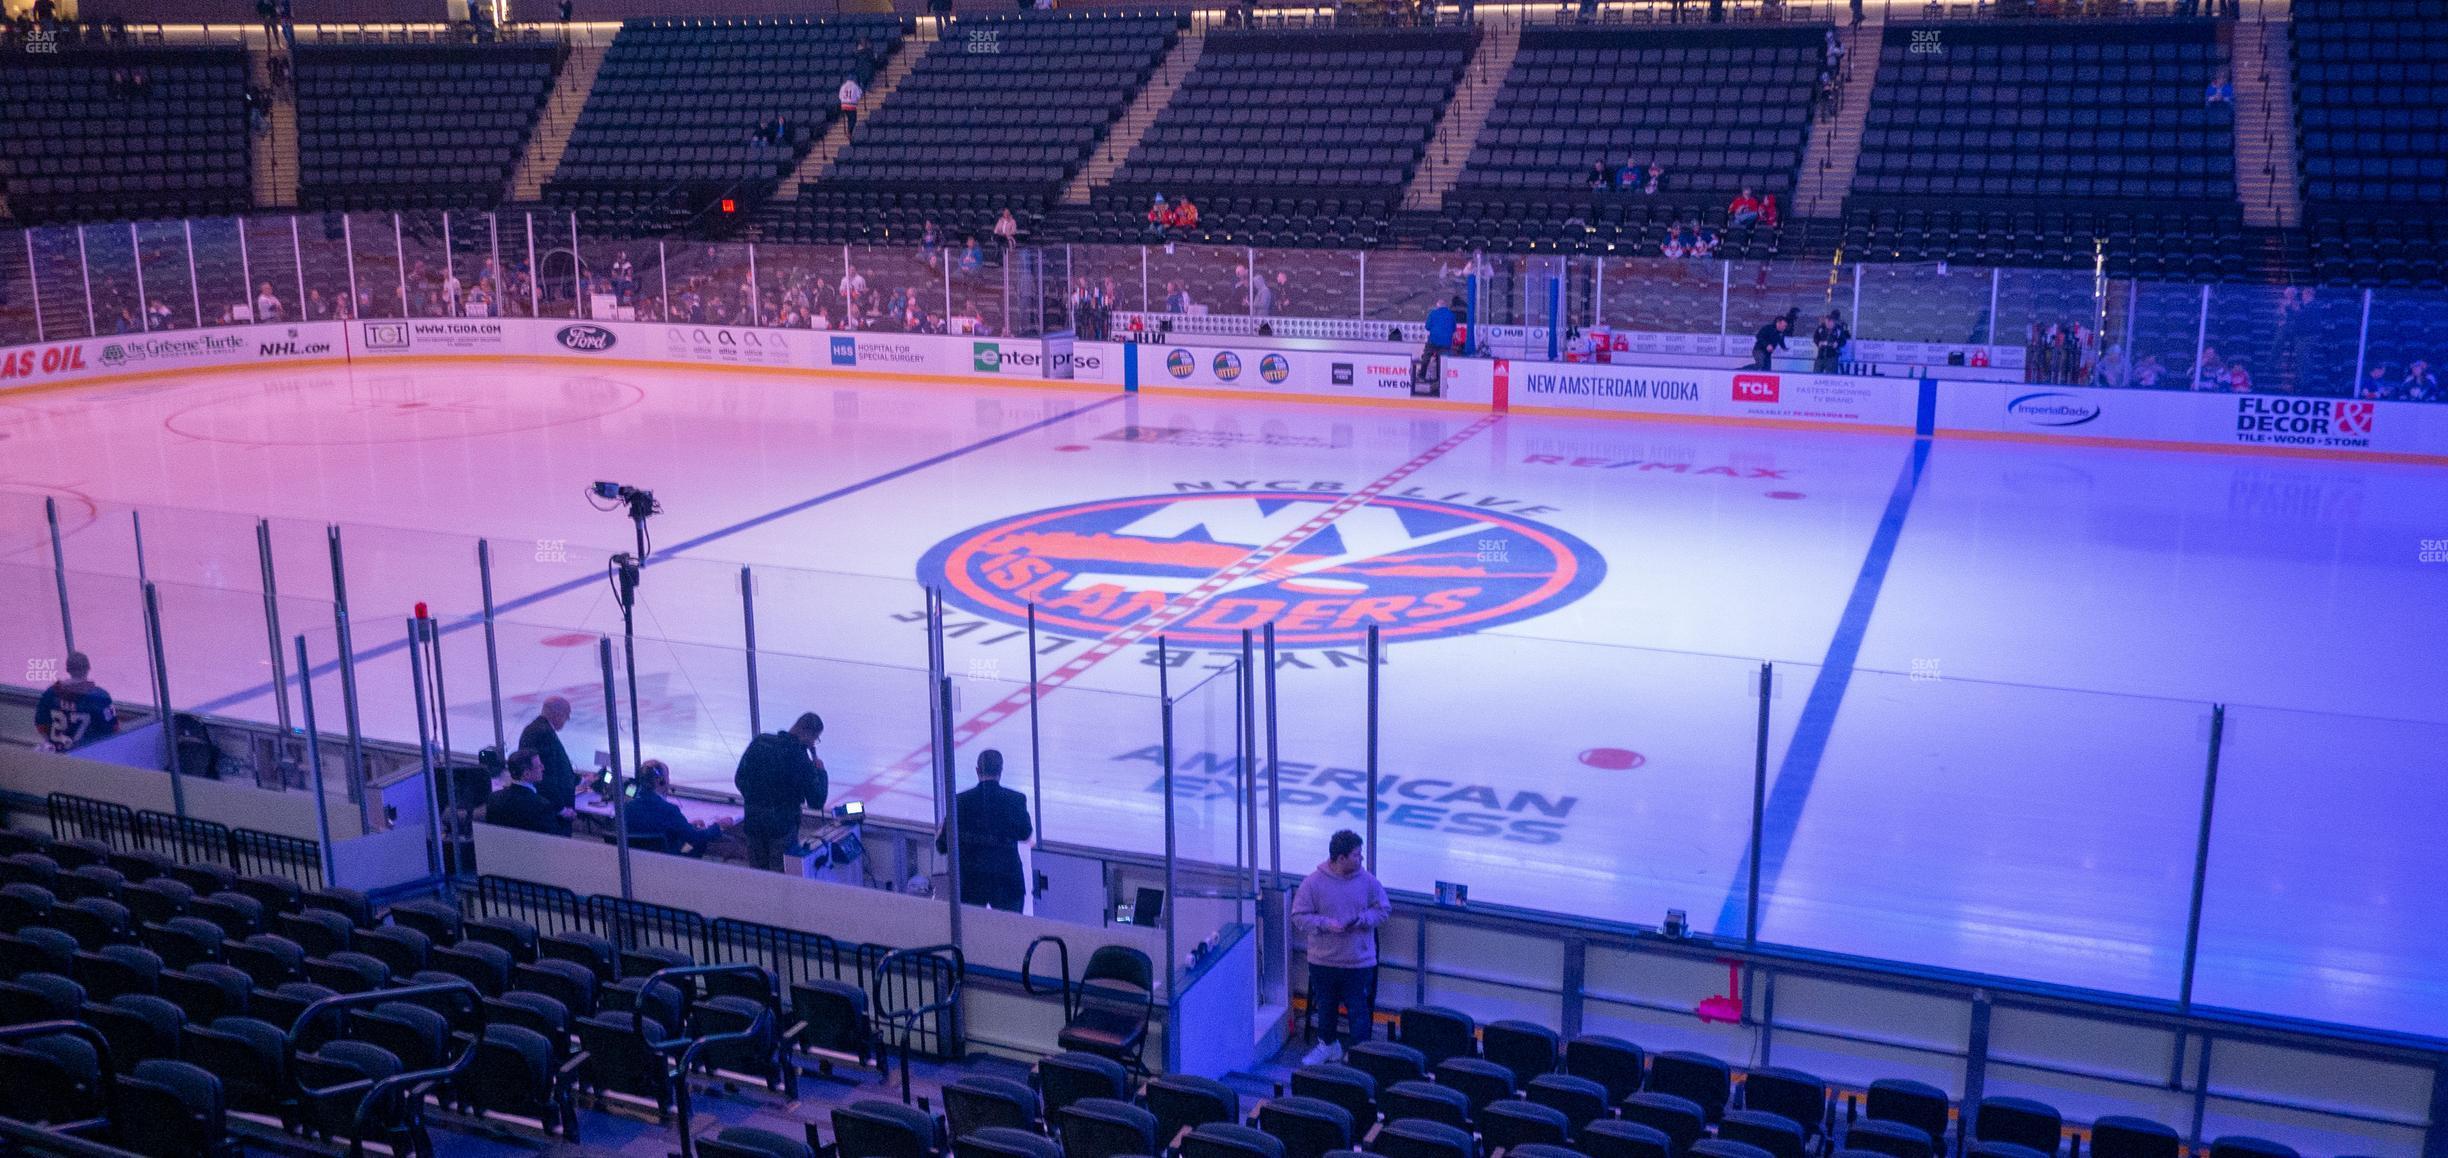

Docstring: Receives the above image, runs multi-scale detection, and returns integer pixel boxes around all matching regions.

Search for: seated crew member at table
[483,747,566,835]
[624,759,732,856]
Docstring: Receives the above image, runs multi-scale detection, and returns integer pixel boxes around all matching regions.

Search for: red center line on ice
[848,413,1504,802]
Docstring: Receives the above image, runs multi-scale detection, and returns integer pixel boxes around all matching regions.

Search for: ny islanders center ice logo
[918,493,1604,648]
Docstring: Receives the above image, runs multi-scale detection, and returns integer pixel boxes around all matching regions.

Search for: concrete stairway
[1792,20,1877,220]
[1060,32,1204,206]
[247,39,300,210]
[771,23,938,203]
[508,36,609,203]
[1401,21,1520,212]
[2230,17,2300,228]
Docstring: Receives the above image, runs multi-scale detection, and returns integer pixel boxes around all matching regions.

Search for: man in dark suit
[937,749,1032,913]
[518,696,581,827]
[483,748,565,835]
[734,712,828,872]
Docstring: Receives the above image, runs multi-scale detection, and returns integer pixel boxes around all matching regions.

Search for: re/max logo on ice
[1122,748,1573,845]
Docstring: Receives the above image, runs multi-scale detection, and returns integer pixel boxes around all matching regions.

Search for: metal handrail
[286,980,486,1157]
[639,961,784,1158]
[870,943,965,1105]
[1020,933,1078,1022]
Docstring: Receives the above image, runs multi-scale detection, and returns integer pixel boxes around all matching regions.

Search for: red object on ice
[414,602,429,620]
[1695,959,1745,1023]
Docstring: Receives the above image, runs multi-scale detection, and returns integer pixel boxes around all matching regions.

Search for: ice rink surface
[1,361,2442,1037]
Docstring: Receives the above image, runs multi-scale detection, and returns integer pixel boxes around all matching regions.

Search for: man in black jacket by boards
[734,712,828,871]
[937,749,1032,912]
[483,748,565,835]
[518,696,581,827]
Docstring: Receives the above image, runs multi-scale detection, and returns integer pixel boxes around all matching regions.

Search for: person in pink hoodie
[1292,829,1392,1064]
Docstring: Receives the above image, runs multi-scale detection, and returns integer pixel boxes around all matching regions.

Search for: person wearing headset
[624,759,733,856]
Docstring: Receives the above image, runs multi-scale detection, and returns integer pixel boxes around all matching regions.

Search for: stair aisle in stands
[249,36,300,210]
[1061,31,1204,206]
[1402,20,1521,212]
[771,22,936,207]
[2231,15,2301,228]
[509,30,611,204]
[1794,13,1877,221]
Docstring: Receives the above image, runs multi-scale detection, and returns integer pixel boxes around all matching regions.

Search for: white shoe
[1327,1041,1348,1063]
[1299,1042,1334,1067]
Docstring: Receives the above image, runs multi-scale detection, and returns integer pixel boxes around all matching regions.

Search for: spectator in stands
[1728,188,1763,230]
[937,749,1031,912]
[734,711,828,872]
[1146,193,1172,243]
[2093,344,2130,388]
[1640,163,1665,195]
[2404,360,2439,401]
[1293,830,1390,1065]
[255,282,284,323]
[1751,313,1791,370]
[1813,310,1851,373]
[2205,72,2233,106]
[2193,346,2226,390]
[34,652,116,753]
[442,269,463,317]
[1165,281,1192,313]
[467,280,494,318]
[1758,192,1780,231]
[920,220,942,269]
[1691,221,1720,257]
[483,748,566,835]
[1617,156,1643,190]
[958,237,984,275]
[114,305,140,334]
[854,36,884,85]
[2224,361,2254,393]
[1175,196,1200,234]
[1589,159,1616,191]
[518,696,582,828]
[2134,354,2165,388]
[838,74,865,136]
[625,760,730,856]
[557,0,572,21]
[994,208,1020,252]
[610,252,634,304]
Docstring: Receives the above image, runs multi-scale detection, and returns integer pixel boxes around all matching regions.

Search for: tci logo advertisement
[917,492,1606,649]
[1212,352,1242,381]
[830,336,857,366]
[1166,349,1197,378]
[556,324,616,352]
[2007,391,2103,427]
[1259,353,1291,384]
[362,322,412,350]
[1731,373,1780,403]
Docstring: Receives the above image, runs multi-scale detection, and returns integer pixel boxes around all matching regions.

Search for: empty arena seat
[2087,1116,2182,1158]
[1185,1121,1288,1158]
[1147,1073,1241,1144]
[1093,25,1475,246]
[545,15,908,228]
[788,12,1182,246]
[0,43,253,224]
[1846,19,2241,274]
[1444,23,1823,254]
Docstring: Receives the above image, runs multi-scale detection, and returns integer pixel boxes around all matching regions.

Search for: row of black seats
[0,829,882,1155]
